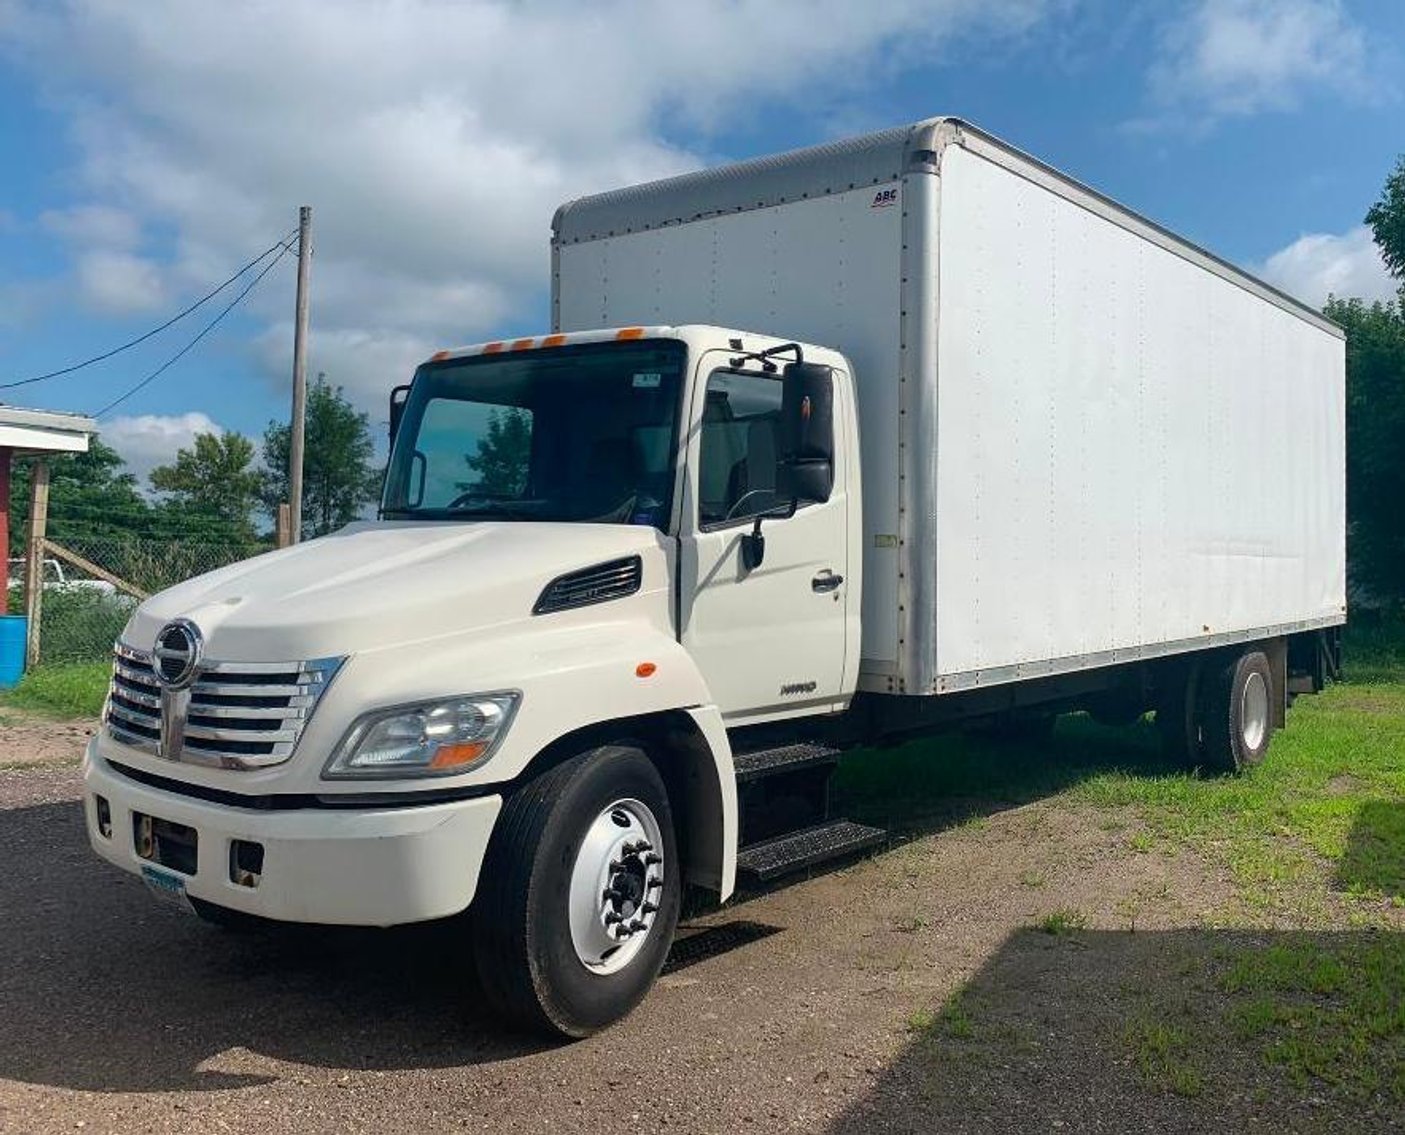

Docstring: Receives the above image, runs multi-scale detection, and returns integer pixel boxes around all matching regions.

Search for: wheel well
[508,710,726,894]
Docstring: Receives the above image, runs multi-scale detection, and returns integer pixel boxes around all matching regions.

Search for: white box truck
[84,117,1345,1037]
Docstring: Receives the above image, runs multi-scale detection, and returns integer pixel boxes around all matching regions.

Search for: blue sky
[0,0,1401,483]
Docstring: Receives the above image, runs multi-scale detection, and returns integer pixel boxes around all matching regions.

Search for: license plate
[141,864,195,915]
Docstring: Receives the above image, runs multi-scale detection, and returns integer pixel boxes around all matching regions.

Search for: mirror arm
[740,496,798,573]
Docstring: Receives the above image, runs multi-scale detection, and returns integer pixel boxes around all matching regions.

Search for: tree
[260,378,381,537]
[150,431,261,540]
[461,408,531,496]
[1324,295,1405,604]
[7,438,153,555]
[1365,155,1405,285]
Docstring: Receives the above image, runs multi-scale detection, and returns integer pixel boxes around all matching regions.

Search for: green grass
[908,991,975,1041]
[836,621,1405,909]
[1124,1017,1204,1097]
[1037,907,1088,935]
[0,661,109,719]
[1066,632,1405,903]
[1220,933,1405,1098]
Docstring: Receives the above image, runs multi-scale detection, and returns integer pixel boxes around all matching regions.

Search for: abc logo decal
[870,188,898,208]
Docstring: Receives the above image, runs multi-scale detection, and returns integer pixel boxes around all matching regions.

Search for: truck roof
[553,116,1341,340]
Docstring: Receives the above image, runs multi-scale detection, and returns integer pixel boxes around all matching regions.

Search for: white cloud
[1256,225,1398,307]
[1,0,1056,409]
[40,204,142,249]
[74,249,167,315]
[1141,0,1370,126]
[102,410,221,487]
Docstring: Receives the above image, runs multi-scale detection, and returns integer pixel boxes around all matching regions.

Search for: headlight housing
[322,692,520,779]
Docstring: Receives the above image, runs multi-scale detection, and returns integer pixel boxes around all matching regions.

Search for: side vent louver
[533,555,643,615]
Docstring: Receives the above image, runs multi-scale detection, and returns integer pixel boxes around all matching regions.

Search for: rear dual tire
[1158,649,1274,774]
[470,744,681,1038]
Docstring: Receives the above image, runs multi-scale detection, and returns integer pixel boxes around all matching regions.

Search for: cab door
[677,356,852,723]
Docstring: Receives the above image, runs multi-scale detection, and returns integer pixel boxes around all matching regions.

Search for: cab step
[732,741,842,783]
[736,820,886,884]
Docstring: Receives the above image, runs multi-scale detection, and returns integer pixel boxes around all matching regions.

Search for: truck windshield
[382,339,686,530]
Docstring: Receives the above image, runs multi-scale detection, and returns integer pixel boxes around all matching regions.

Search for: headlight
[322,692,520,779]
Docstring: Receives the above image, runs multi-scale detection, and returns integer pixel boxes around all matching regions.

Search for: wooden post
[0,446,11,603]
[24,458,49,669]
[276,503,291,549]
[289,205,312,545]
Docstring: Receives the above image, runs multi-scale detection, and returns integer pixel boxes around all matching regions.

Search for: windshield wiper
[445,501,535,521]
[381,502,536,521]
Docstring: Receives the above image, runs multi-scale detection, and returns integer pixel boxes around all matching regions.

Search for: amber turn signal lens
[635,662,657,678]
[427,741,490,770]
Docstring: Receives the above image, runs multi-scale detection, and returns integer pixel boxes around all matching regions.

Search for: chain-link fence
[9,537,273,664]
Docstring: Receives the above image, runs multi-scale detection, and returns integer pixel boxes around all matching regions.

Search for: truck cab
[84,325,867,1037]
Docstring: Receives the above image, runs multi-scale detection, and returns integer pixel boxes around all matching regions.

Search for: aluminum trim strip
[932,616,1346,693]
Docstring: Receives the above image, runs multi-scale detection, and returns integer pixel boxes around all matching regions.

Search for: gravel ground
[0,729,1393,1134]
[0,711,94,770]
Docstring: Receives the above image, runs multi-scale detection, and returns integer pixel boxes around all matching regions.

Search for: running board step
[736,820,886,883]
[732,742,842,783]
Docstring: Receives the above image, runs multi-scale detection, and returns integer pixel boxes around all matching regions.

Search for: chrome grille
[104,642,343,769]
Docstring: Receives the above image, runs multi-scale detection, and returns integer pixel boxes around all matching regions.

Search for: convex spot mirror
[389,384,411,448]
[778,361,835,504]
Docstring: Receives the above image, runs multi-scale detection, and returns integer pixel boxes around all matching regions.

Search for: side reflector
[429,349,450,361]
[511,337,535,351]
[615,327,645,340]
[636,662,657,678]
[482,341,505,354]
[542,333,566,347]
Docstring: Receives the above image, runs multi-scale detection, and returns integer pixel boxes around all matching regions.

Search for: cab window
[698,370,784,527]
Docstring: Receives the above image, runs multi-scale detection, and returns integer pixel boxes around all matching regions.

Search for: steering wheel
[724,489,776,521]
[447,489,509,509]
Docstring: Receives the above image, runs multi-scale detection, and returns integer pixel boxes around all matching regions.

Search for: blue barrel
[0,615,27,688]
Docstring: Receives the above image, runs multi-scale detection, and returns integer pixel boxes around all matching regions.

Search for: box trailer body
[81,116,1347,1038]
[553,117,1346,699]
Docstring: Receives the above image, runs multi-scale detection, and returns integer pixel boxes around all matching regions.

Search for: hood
[123,520,672,662]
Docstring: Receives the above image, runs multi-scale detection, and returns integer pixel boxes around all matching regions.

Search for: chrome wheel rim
[1240,670,1268,752]
[568,798,665,975]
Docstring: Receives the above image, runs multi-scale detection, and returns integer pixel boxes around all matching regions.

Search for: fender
[296,613,738,897]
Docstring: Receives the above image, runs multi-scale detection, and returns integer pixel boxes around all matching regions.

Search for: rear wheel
[1156,663,1203,769]
[471,744,681,1038]
[1199,649,1274,773]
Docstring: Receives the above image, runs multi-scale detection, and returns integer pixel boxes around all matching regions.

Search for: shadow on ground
[829,926,1405,1134]
[832,712,1172,837]
[1338,799,1405,899]
[0,797,780,1094]
[0,716,1176,1095]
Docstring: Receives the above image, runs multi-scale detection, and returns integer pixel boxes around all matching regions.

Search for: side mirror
[778,361,835,504]
[389,384,411,450]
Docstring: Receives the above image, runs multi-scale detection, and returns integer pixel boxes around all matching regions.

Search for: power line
[94,240,297,419]
[1,229,298,391]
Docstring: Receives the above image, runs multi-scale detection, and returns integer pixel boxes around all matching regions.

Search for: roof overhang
[0,406,97,455]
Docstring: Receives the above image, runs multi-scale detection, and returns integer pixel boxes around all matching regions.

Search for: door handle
[812,571,844,593]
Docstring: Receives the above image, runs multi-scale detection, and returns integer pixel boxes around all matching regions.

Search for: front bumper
[82,740,503,927]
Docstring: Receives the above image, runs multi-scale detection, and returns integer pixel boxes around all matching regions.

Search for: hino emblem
[779,680,818,697]
[153,620,202,761]
[154,620,203,689]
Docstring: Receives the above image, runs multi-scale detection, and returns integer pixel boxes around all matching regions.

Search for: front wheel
[471,744,681,1038]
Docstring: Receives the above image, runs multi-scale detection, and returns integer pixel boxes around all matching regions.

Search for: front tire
[471,744,681,1038]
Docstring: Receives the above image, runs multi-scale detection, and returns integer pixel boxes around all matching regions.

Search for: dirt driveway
[0,718,1399,1134]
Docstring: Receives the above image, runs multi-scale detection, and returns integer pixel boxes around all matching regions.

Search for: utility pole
[289,205,312,544]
